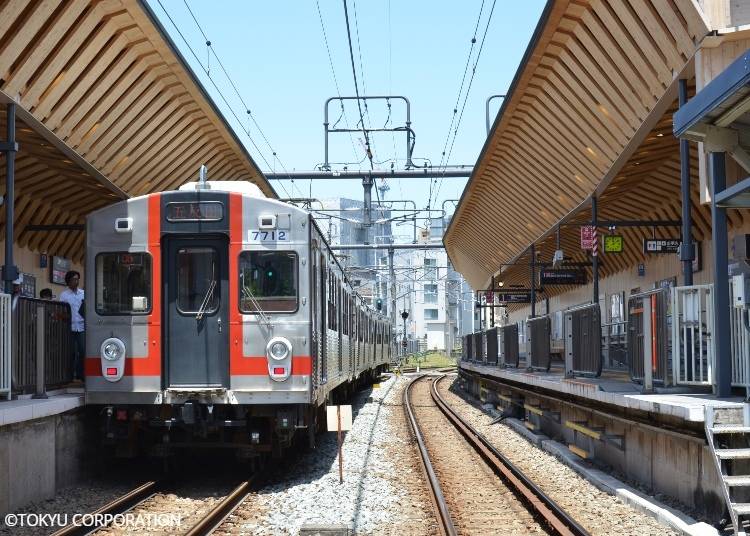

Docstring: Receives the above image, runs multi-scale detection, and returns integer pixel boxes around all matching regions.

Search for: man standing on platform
[59,270,84,382]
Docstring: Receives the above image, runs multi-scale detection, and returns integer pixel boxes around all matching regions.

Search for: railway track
[405,374,590,536]
[50,477,256,536]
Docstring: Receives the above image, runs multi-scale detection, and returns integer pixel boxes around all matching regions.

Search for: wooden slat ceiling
[496,101,750,310]
[444,0,711,289]
[0,0,275,262]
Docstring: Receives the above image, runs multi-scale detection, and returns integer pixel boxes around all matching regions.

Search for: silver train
[84,180,393,456]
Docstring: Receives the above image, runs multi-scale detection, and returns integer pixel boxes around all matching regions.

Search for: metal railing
[527,315,551,372]
[0,294,10,400]
[499,324,519,367]
[12,297,72,394]
[485,327,498,365]
[463,334,473,362]
[627,288,669,387]
[564,303,602,377]
[730,282,750,393]
[672,285,714,387]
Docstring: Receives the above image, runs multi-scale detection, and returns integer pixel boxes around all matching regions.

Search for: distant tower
[377,178,390,200]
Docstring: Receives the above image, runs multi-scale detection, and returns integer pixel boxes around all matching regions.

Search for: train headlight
[101,338,125,361]
[268,338,291,360]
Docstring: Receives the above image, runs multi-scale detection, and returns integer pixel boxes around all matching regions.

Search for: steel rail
[430,374,590,536]
[184,479,254,536]
[404,376,457,536]
[50,480,160,536]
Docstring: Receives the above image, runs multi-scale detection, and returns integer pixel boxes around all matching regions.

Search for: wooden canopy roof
[0,0,275,262]
[444,0,712,289]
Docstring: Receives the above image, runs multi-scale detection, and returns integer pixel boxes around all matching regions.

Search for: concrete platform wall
[0,409,88,515]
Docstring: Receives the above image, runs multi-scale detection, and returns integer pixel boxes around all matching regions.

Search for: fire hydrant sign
[327,405,353,431]
[580,226,597,250]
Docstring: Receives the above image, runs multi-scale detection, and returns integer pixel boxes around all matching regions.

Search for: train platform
[0,388,84,426]
[459,360,743,423]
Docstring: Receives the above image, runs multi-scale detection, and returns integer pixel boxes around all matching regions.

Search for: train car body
[84,181,392,456]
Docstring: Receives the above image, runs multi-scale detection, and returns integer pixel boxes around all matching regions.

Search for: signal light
[273,367,285,375]
[106,367,117,375]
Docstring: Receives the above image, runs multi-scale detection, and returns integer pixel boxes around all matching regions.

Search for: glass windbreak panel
[239,251,298,313]
[96,252,152,315]
[177,247,218,314]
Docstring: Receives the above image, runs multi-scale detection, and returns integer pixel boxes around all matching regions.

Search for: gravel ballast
[438,375,680,536]
[221,373,436,535]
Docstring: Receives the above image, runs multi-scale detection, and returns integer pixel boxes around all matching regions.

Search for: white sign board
[326,405,353,432]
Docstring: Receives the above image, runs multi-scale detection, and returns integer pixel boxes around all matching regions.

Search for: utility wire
[343,0,373,169]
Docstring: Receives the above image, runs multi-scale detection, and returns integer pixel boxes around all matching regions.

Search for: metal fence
[527,315,551,372]
[485,327,498,365]
[0,294,10,400]
[627,288,669,385]
[672,285,714,387]
[564,303,602,377]
[12,297,72,394]
[499,324,519,367]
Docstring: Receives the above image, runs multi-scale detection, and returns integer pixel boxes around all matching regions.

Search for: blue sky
[147,0,545,215]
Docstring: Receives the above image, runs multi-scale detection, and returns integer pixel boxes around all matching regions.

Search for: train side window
[95,252,152,315]
[239,251,298,313]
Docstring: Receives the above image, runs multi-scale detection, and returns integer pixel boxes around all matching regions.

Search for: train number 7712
[249,230,288,242]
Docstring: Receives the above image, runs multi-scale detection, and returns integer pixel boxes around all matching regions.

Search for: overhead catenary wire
[315,0,361,165]
[342,0,373,170]
[432,0,498,207]
[428,0,489,211]
[164,0,303,198]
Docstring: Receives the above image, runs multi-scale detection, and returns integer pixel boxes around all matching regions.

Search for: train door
[164,236,229,388]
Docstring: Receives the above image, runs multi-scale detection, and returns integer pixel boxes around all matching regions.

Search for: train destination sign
[166,201,224,222]
[539,268,586,285]
[643,238,680,254]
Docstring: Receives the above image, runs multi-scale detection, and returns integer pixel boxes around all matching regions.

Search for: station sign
[539,268,586,285]
[580,226,597,250]
[496,291,532,304]
[643,238,680,254]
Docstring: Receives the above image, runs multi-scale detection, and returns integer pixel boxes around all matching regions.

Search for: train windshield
[239,251,297,313]
[95,252,152,314]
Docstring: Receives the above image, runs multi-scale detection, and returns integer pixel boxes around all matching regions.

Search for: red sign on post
[580,226,597,250]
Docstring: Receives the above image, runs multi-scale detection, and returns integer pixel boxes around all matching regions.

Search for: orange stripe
[231,356,312,376]
[229,192,244,375]
[85,357,161,376]
[147,194,162,376]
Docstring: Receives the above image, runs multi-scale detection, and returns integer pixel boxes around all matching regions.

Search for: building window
[424,283,438,304]
[424,258,437,280]
[424,308,438,320]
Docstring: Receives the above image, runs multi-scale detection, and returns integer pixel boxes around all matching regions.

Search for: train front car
[85,182,312,457]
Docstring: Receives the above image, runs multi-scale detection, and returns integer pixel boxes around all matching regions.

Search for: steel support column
[388,247,396,329]
[678,80,695,285]
[2,103,18,293]
[490,275,495,327]
[710,152,731,397]
[592,196,599,306]
[530,244,536,318]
